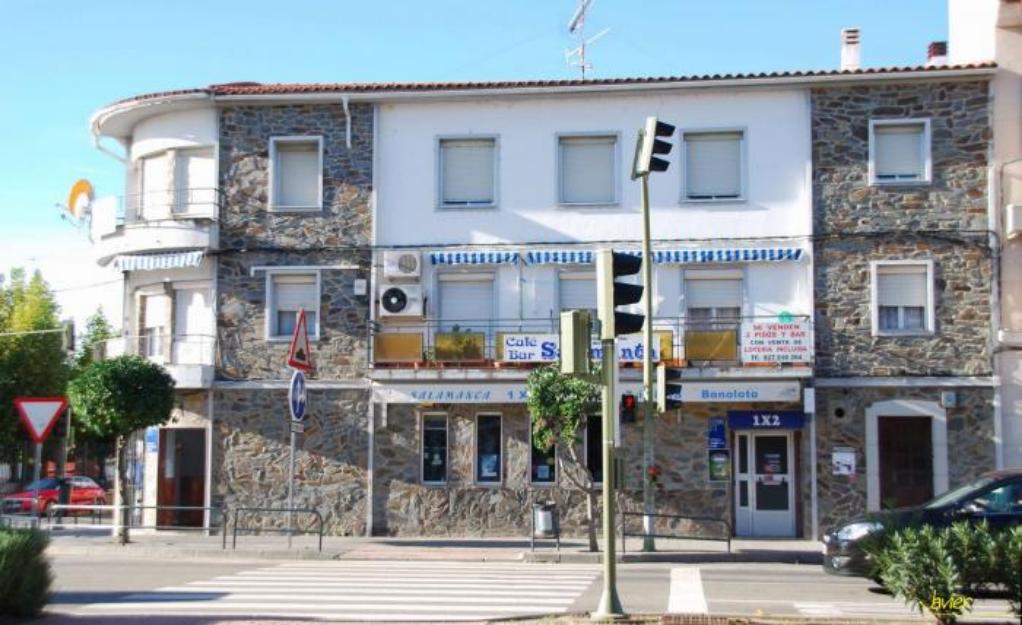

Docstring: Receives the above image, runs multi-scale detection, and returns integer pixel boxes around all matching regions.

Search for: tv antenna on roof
[565,0,610,80]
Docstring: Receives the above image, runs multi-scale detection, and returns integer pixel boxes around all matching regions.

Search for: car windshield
[22,478,59,491]
[925,476,997,509]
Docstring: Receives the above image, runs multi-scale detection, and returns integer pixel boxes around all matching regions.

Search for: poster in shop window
[708,449,731,482]
[832,447,856,476]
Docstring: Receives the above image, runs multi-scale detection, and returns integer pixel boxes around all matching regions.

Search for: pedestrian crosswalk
[79,560,601,621]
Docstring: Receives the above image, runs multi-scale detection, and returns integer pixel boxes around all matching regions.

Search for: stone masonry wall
[812,81,993,377]
[814,386,995,533]
[213,388,369,536]
[373,400,807,538]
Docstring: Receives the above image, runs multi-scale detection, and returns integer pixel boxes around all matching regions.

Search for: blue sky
[0,0,947,322]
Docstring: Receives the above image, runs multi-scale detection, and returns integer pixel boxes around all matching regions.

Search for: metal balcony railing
[119,188,223,225]
[369,315,813,369]
[102,333,217,367]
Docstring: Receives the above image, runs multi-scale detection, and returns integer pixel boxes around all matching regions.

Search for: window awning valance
[112,250,204,271]
[429,251,520,265]
[525,247,804,265]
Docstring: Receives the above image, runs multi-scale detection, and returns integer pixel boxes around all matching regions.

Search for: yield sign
[287,309,313,371]
[14,397,68,444]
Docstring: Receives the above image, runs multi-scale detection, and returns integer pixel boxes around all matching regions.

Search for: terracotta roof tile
[105,62,997,107]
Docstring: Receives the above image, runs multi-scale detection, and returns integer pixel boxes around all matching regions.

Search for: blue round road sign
[289,370,307,422]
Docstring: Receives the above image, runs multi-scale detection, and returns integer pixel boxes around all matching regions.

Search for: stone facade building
[86,38,1004,540]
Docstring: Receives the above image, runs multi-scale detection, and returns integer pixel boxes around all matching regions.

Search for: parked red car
[2,476,107,514]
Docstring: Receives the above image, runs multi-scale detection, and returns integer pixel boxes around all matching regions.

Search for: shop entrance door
[156,428,206,527]
[734,431,795,537]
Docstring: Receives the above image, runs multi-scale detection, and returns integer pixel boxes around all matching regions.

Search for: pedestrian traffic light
[620,393,637,423]
[560,309,592,376]
[632,116,676,179]
[596,249,644,339]
[656,363,683,413]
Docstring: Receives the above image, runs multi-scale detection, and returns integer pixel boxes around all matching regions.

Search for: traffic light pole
[640,174,656,553]
[595,337,624,619]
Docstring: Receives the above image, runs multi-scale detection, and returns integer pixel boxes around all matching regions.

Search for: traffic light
[632,116,676,179]
[61,320,75,353]
[596,249,644,339]
[656,363,683,413]
[51,411,68,439]
[620,393,637,423]
[560,309,592,376]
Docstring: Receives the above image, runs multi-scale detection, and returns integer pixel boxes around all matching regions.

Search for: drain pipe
[93,133,128,163]
[341,95,353,150]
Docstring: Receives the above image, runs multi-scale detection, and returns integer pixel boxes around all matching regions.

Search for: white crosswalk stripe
[79,560,601,621]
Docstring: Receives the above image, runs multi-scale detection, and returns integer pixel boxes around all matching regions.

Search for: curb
[523,550,823,565]
[46,544,342,561]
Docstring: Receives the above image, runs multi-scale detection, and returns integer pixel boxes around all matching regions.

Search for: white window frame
[680,127,748,204]
[556,132,621,207]
[436,135,499,210]
[420,412,449,486]
[268,136,324,212]
[870,260,935,337]
[474,412,503,486]
[529,428,557,486]
[264,268,322,342]
[434,271,497,330]
[868,119,932,186]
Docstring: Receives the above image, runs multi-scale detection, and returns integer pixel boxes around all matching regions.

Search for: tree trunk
[585,489,598,552]
[116,435,129,545]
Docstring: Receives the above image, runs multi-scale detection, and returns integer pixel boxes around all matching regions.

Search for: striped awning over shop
[112,250,205,271]
[525,247,804,265]
[429,251,520,265]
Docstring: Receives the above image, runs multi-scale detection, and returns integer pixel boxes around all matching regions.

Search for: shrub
[866,521,1022,624]
[0,528,51,617]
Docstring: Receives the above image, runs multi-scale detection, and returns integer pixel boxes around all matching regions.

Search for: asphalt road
[34,554,1016,624]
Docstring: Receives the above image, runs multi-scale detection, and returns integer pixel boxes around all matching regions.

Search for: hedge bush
[866,522,1022,625]
[0,528,51,617]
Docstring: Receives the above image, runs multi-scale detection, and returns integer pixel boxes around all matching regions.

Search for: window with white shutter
[873,262,932,334]
[438,274,494,331]
[559,135,616,204]
[684,131,743,200]
[870,120,930,184]
[439,138,496,207]
[268,273,319,339]
[270,137,322,210]
[173,147,216,214]
[142,294,169,359]
[685,277,742,328]
[558,273,596,314]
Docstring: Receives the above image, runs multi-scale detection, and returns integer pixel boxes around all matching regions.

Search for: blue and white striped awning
[113,250,205,271]
[429,251,520,266]
[525,247,804,265]
[651,248,804,264]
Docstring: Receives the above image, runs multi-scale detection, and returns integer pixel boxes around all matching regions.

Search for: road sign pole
[287,428,296,549]
[33,442,42,521]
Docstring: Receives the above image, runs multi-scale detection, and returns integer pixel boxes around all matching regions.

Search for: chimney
[927,41,948,66]
[841,28,861,71]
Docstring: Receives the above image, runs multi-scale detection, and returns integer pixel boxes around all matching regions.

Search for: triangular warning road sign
[287,309,314,372]
[14,397,68,444]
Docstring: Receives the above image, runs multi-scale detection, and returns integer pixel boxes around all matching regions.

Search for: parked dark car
[823,469,1022,577]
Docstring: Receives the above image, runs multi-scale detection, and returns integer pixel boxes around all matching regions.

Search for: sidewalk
[44,529,823,564]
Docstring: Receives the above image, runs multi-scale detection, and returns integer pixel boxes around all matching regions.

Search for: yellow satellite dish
[67,179,94,220]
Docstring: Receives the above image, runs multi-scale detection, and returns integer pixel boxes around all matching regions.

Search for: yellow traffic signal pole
[594,335,624,619]
[640,173,656,553]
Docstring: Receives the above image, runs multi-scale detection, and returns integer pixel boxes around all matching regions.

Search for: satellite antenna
[565,0,610,79]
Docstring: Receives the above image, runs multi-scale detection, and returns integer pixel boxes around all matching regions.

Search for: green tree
[73,309,114,375]
[68,356,175,544]
[0,269,69,464]
[526,365,601,551]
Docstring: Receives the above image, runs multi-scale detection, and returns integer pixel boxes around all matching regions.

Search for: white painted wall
[376,87,812,246]
[129,108,218,161]
[948,0,998,64]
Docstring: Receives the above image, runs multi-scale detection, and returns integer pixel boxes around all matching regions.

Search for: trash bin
[532,501,558,538]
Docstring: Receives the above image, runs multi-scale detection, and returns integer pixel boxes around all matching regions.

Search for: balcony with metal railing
[103,333,216,389]
[369,315,813,376]
[90,188,222,266]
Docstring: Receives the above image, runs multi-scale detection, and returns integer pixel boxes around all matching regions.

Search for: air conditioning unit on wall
[383,251,421,280]
[378,283,424,318]
[1006,204,1022,238]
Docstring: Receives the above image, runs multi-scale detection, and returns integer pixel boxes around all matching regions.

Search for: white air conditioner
[378,283,424,318]
[382,251,421,280]
[1007,204,1022,239]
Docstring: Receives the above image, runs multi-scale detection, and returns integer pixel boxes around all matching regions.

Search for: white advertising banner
[498,333,663,363]
[740,320,812,364]
[680,381,801,403]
